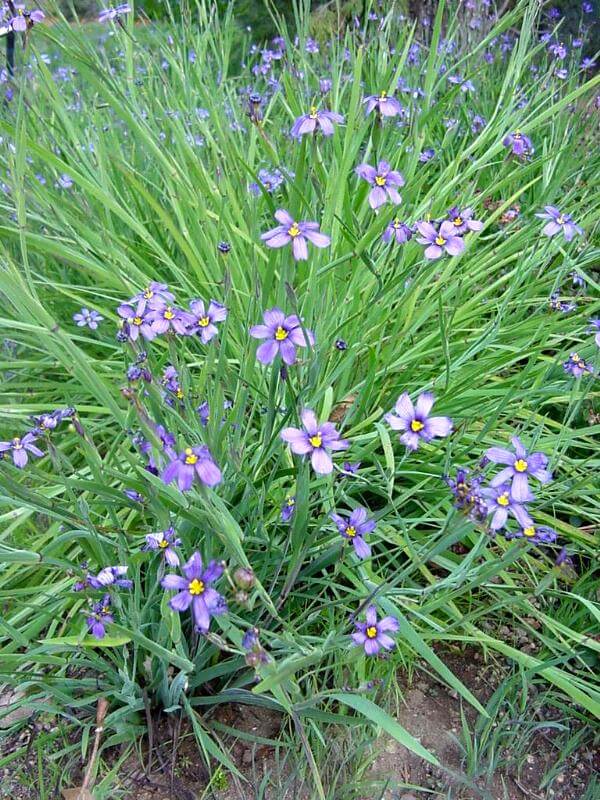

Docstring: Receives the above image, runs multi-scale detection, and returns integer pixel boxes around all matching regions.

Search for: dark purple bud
[335,339,348,350]
[218,240,231,254]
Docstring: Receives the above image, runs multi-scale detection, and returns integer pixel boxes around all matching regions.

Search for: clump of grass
[0,0,598,796]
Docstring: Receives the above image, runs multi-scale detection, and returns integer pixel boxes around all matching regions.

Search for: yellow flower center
[375,175,386,186]
[176,388,184,399]
[102,606,110,614]
[309,106,318,118]
[366,626,377,639]
[198,316,210,327]
[288,223,300,237]
[453,217,463,226]
[571,352,581,363]
[275,326,288,341]
[143,288,153,299]
[379,91,387,99]
[184,447,198,465]
[393,218,401,228]
[557,215,565,224]
[410,420,424,432]
[159,539,169,549]
[286,496,295,507]
[523,526,536,538]
[345,525,357,538]
[514,459,528,473]
[12,437,22,448]
[133,316,143,325]
[497,493,510,507]
[309,434,322,448]
[188,578,205,595]
[164,307,175,320]
[435,235,446,246]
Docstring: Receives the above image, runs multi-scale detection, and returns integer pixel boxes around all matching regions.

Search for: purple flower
[249,168,284,195]
[261,209,330,261]
[249,308,314,365]
[98,4,131,23]
[132,282,175,307]
[419,148,435,163]
[146,304,193,336]
[416,221,465,259]
[385,392,453,451]
[382,217,412,244]
[563,352,594,377]
[588,319,600,348]
[330,507,375,559]
[9,6,44,32]
[162,445,221,491]
[446,207,483,235]
[84,565,133,591]
[281,409,349,474]
[356,161,405,209]
[363,91,403,117]
[503,131,534,158]
[187,299,227,342]
[351,605,399,656]
[86,595,114,639]
[486,436,552,502]
[481,483,534,531]
[0,432,44,468]
[73,308,104,329]
[535,206,583,242]
[117,300,156,341]
[161,552,226,633]
[124,489,144,503]
[145,527,181,566]
[281,495,295,522]
[290,107,344,138]
[505,525,557,545]
[32,408,73,434]
[341,461,361,476]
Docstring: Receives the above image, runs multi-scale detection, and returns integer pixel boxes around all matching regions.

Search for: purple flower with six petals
[446,207,483,235]
[281,409,349,474]
[145,527,181,567]
[503,131,534,158]
[261,209,330,261]
[0,432,44,468]
[486,436,552,502]
[161,445,222,490]
[330,507,375,559]
[535,207,583,242]
[382,217,412,244]
[161,552,226,633]
[363,91,403,117]
[187,299,227,342]
[385,392,452,451]
[290,107,344,138]
[416,221,465,259]
[480,483,534,531]
[356,161,405,209]
[249,308,314,365]
[351,605,399,656]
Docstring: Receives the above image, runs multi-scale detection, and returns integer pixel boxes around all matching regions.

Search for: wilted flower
[145,527,181,567]
[563,352,594,377]
[481,483,534,531]
[86,595,113,639]
[161,552,226,633]
[446,207,483,235]
[444,467,487,521]
[280,495,295,522]
[486,437,552,501]
[535,207,582,242]
[356,161,405,209]
[249,308,314,365]
[505,525,557,544]
[187,299,227,342]
[382,217,412,244]
[416,220,465,259]
[290,107,344,138]
[330,507,375,559]
[0,433,43,468]
[363,91,403,117]
[73,308,104,329]
[162,445,222,490]
[503,130,533,158]
[281,409,349,474]
[261,209,330,261]
[386,392,452,451]
[351,605,399,655]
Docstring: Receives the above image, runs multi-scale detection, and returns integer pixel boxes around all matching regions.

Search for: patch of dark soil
[363,647,598,800]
